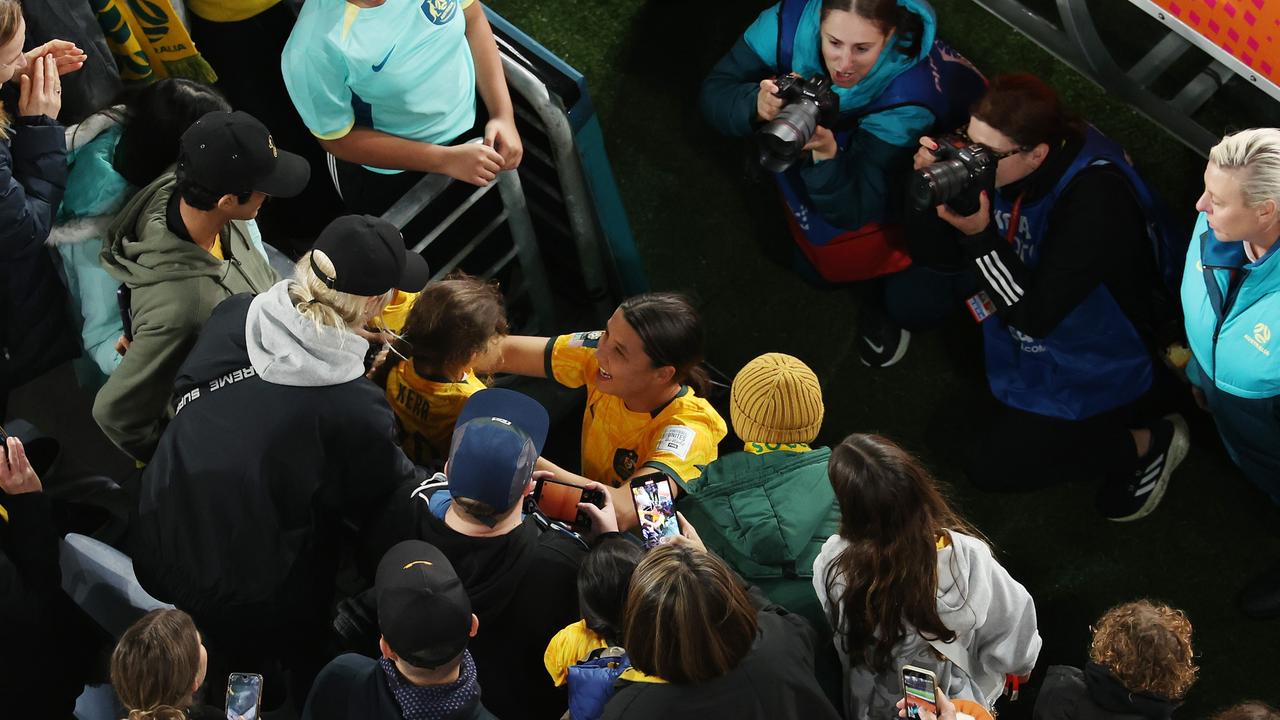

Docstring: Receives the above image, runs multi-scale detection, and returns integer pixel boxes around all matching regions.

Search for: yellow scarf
[91,0,217,84]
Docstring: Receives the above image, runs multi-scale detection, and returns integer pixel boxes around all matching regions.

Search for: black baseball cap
[310,215,431,296]
[376,540,473,668]
[178,110,309,198]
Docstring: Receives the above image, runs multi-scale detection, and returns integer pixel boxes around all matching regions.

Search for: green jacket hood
[683,447,839,577]
[102,172,229,288]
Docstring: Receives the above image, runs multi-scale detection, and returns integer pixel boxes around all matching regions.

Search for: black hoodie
[374,482,587,720]
[1033,663,1180,720]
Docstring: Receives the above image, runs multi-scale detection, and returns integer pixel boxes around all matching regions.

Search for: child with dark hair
[543,537,646,682]
[1034,600,1197,720]
[53,78,231,387]
[371,272,509,466]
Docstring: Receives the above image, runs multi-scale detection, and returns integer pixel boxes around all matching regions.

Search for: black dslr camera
[908,137,1000,216]
[756,74,839,173]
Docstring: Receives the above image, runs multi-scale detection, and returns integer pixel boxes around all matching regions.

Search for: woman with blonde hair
[126,214,430,705]
[111,609,221,719]
[1180,128,1280,618]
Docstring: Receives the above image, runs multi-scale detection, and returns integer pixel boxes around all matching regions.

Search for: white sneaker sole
[1111,414,1190,522]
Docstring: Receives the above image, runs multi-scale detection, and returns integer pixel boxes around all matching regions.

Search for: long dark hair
[821,0,925,58]
[618,293,710,397]
[622,545,758,684]
[578,537,644,646]
[113,78,230,187]
[823,433,980,671]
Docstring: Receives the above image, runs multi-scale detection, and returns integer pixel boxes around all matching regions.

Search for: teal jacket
[1182,212,1280,398]
[700,0,938,229]
[1180,211,1280,493]
[679,446,839,629]
[51,116,131,388]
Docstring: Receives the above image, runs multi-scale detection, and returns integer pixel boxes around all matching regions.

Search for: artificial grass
[485,0,1280,715]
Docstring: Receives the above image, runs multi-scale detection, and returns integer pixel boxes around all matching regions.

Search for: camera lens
[756,99,820,173]
[909,159,969,210]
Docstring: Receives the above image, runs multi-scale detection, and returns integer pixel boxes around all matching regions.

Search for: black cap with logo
[376,540,473,668]
[310,214,431,297]
[178,110,310,198]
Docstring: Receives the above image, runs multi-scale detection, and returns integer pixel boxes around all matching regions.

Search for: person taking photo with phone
[813,433,1040,720]
[111,609,223,720]
[479,292,728,530]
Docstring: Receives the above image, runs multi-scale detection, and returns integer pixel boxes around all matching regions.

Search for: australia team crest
[421,0,459,25]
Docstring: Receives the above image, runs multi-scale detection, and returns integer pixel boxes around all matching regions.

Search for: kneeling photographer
[700,0,982,307]
[901,74,1188,521]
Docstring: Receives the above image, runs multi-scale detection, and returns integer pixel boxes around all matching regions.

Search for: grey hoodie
[246,280,368,386]
[92,172,279,461]
[813,531,1042,720]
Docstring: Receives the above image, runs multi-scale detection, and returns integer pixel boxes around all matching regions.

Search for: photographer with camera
[701,0,982,325]
[902,74,1188,520]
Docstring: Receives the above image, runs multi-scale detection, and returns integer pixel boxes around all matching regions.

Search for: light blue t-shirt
[282,0,479,174]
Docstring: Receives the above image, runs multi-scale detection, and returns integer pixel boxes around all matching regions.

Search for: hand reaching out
[18,55,61,120]
[0,436,42,495]
[19,40,87,80]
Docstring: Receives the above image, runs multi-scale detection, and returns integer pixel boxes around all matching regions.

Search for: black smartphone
[116,285,134,342]
[531,476,605,526]
[225,672,263,720]
[629,472,680,549]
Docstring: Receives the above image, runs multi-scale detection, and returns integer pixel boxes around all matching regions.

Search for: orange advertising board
[1149,0,1279,85]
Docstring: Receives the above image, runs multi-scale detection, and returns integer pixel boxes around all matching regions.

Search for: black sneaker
[1097,414,1189,522]
[857,304,910,368]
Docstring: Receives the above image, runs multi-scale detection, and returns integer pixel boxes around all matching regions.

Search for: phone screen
[903,667,938,719]
[535,478,585,524]
[225,673,262,720]
[630,473,679,549]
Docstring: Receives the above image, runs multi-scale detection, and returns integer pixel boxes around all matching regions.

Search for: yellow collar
[743,442,812,455]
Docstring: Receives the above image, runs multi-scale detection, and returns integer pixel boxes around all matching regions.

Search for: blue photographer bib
[984,128,1156,420]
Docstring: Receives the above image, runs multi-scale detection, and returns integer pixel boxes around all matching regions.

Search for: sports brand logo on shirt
[421,0,459,25]
[372,45,396,72]
[1245,322,1272,356]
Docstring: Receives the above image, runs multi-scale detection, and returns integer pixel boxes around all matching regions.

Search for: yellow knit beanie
[729,353,824,444]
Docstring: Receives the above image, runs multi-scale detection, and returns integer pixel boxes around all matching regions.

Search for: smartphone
[225,672,263,720]
[532,476,605,525]
[116,285,134,342]
[902,665,939,719]
[630,472,680,549]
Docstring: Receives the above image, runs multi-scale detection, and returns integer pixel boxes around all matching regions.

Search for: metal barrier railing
[381,140,557,335]
[970,0,1278,155]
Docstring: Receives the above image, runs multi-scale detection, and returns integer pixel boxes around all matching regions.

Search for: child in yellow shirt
[371,273,507,467]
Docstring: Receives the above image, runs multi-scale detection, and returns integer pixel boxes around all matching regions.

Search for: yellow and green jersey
[545,332,727,489]
[384,360,486,466]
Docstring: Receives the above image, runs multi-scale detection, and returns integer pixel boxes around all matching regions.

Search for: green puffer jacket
[680,447,839,629]
[92,172,279,462]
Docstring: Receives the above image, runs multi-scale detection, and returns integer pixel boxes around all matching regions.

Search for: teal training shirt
[282,0,478,174]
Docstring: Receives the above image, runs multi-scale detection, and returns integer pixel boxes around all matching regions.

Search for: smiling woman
[700,0,984,286]
[481,293,728,529]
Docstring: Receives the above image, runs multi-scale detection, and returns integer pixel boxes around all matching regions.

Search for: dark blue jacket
[302,654,497,720]
[0,110,77,392]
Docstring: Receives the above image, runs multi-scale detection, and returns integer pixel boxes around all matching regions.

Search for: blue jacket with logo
[1181,212,1280,493]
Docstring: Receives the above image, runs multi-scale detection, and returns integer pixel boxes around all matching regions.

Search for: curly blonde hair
[1089,600,1198,700]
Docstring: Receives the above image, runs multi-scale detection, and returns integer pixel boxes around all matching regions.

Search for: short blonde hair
[1089,600,1198,700]
[1209,128,1280,208]
[290,250,393,331]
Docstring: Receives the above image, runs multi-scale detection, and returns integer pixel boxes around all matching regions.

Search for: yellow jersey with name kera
[384,360,486,466]
[545,332,727,489]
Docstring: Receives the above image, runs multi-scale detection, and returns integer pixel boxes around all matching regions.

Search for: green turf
[486,0,1280,715]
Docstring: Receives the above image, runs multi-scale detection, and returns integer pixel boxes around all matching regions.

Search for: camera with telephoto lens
[756,74,840,173]
[908,136,1000,216]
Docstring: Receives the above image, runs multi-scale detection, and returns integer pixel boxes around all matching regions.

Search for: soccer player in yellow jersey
[479,293,727,529]
[372,273,508,467]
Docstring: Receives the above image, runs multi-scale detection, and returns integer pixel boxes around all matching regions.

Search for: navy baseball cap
[178,110,309,198]
[310,215,430,297]
[376,540,473,668]
[447,389,549,513]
